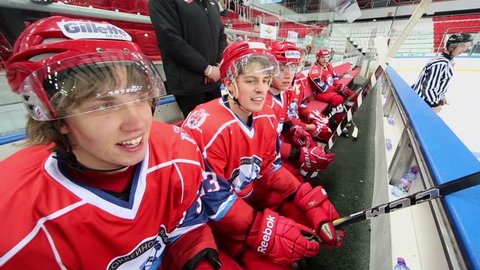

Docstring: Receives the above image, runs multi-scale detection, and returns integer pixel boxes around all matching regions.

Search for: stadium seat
[128,30,162,61]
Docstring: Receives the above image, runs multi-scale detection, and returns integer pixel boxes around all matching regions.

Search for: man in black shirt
[150,0,228,117]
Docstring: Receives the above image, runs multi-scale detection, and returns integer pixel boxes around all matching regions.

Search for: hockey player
[412,32,473,113]
[293,67,334,143]
[265,41,334,179]
[308,49,357,124]
[0,16,240,270]
[182,41,345,268]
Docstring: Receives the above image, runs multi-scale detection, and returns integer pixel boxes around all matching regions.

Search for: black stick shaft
[333,172,480,228]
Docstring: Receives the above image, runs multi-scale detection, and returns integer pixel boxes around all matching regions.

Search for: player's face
[60,95,153,170]
[271,62,298,92]
[317,55,329,66]
[451,41,473,57]
[228,62,272,117]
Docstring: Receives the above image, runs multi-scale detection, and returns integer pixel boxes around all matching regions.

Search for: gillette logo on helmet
[57,21,132,41]
[285,50,301,59]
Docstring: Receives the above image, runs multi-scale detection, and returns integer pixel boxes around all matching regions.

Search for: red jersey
[309,63,339,93]
[182,97,282,197]
[0,122,215,270]
[266,90,293,133]
[266,85,308,133]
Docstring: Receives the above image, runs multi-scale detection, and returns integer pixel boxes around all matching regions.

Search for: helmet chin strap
[228,81,251,115]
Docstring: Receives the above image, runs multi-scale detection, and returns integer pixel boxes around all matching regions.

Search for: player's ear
[224,80,234,94]
[59,122,70,135]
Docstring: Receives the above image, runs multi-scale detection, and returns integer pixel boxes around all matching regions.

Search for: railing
[373,64,480,269]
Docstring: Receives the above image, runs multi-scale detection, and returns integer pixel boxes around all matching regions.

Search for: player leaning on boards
[412,32,473,113]
[182,41,344,269]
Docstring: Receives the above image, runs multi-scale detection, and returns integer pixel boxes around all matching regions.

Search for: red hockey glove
[309,121,333,143]
[299,146,335,174]
[294,183,344,249]
[339,86,355,99]
[246,208,320,266]
[288,125,316,148]
[307,109,329,125]
[334,83,344,93]
[332,83,345,93]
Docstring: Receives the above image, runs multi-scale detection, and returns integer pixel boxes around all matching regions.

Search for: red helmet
[316,49,331,58]
[6,16,165,120]
[220,41,278,81]
[267,41,301,64]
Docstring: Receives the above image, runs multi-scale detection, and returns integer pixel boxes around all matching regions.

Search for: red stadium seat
[129,30,162,61]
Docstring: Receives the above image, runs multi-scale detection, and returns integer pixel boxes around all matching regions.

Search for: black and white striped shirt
[412,52,454,107]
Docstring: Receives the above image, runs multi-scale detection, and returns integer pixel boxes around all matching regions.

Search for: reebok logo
[303,148,312,168]
[57,21,132,41]
[257,215,275,254]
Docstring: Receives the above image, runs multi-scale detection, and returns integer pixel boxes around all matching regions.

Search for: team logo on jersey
[326,75,334,86]
[287,101,299,120]
[229,155,262,193]
[185,108,209,130]
[107,226,168,270]
[173,125,197,145]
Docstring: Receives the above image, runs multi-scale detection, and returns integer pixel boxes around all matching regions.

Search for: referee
[412,32,473,113]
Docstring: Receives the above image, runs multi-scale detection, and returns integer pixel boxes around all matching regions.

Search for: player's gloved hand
[294,183,345,249]
[339,86,355,99]
[304,108,329,125]
[299,146,335,174]
[288,125,315,148]
[308,121,333,143]
[246,208,320,266]
[334,83,345,93]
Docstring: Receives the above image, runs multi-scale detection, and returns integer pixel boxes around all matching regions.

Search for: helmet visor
[18,51,165,121]
[278,62,300,75]
[226,53,279,81]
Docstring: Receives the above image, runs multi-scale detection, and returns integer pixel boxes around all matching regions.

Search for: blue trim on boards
[394,55,480,59]
[387,66,480,270]
[0,131,26,145]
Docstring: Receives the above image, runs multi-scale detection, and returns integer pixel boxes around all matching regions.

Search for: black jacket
[149,0,227,95]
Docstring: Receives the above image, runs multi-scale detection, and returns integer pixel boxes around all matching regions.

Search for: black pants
[174,87,222,117]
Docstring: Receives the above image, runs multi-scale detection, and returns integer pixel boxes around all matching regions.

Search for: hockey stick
[333,171,480,228]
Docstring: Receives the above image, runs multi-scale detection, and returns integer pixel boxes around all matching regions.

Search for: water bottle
[385,138,393,151]
[393,257,411,270]
[391,166,419,197]
[387,116,395,125]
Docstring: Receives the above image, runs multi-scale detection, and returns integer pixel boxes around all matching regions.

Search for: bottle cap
[397,257,406,265]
